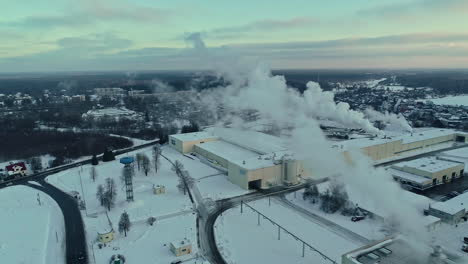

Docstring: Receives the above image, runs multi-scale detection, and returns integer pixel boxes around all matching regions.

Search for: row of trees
[134,145,162,176]
[171,160,194,195]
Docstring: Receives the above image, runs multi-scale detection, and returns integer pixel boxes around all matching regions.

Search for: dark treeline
[0,130,132,162]
[386,70,468,95]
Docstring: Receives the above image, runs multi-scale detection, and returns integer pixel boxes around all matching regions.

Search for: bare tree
[118,211,131,237]
[135,153,144,171]
[96,184,105,206]
[102,178,117,211]
[141,154,151,176]
[30,156,43,172]
[152,145,162,174]
[171,160,184,177]
[90,167,98,182]
[177,170,194,195]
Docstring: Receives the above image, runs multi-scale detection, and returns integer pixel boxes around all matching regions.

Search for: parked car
[351,216,365,222]
[462,244,468,253]
[447,191,461,199]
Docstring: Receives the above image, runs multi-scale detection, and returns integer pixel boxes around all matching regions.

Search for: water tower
[120,157,135,202]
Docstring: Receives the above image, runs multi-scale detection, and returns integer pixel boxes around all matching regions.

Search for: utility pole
[78,170,88,216]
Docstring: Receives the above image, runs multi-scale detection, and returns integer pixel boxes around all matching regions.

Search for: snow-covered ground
[196,174,249,200]
[426,95,468,106]
[46,145,200,263]
[0,185,65,264]
[215,198,362,264]
[89,213,205,264]
[285,190,387,241]
[45,145,246,263]
[430,221,468,258]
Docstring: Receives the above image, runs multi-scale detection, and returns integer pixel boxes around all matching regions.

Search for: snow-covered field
[427,95,468,106]
[46,145,200,263]
[90,213,204,264]
[215,198,362,264]
[430,221,468,257]
[0,185,65,264]
[45,145,245,263]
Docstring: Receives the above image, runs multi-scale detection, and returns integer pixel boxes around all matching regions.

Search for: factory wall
[394,163,464,185]
[227,163,250,189]
[169,135,218,153]
[360,133,459,161]
[193,144,229,168]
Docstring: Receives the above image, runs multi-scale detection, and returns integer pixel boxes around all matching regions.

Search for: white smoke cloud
[151,79,174,93]
[183,33,457,260]
[365,108,413,133]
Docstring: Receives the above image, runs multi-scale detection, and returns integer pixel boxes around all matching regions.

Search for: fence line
[240,201,338,264]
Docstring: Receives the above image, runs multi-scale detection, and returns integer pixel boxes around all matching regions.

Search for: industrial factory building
[170,128,467,190]
[389,157,465,190]
[335,129,468,162]
[169,128,303,189]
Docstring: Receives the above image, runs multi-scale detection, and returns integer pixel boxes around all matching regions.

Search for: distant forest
[1,69,467,97]
[0,130,132,162]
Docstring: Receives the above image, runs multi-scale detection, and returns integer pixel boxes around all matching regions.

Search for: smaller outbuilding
[170,238,192,257]
[429,192,468,224]
[390,157,464,190]
[153,185,166,195]
[98,229,115,244]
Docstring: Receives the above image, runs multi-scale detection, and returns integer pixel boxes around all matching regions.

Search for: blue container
[120,157,135,165]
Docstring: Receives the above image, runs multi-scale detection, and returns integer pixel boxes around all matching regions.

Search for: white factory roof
[431,192,468,215]
[208,127,287,154]
[170,132,218,142]
[196,140,260,162]
[334,129,462,151]
[230,151,295,170]
[387,168,431,184]
[392,157,462,173]
[441,147,468,158]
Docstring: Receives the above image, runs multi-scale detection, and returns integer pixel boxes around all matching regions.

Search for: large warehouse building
[334,129,468,162]
[169,128,304,189]
[170,128,468,190]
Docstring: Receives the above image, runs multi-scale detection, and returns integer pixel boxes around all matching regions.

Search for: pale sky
[1,0,468,72]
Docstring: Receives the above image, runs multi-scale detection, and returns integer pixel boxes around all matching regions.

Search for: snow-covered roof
[208,127,287,154]
[230,151,295,170]
[196,140,260,162]
[441,147,468,158]
[170,238,191,248]
[392,157,463,174]
[334,129,463,151]
[387,168,431,184]
[431,192,468,215]
[83,107,138,118]
[170,132,218,142]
